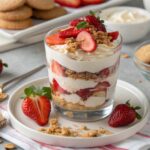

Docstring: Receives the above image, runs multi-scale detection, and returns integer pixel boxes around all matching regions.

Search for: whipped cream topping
[50,43,117,61]
[45,44,120,73]
[105,10,150,23]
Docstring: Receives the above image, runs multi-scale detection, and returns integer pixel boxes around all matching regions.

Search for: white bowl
[143,0,150,12]
[101,7,150,43]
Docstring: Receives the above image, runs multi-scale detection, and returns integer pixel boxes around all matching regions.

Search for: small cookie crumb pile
[39,118,112,137]
[121,53,130,59]
[0,113,7,128]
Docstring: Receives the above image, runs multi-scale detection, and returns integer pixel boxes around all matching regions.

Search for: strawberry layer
[45,44,120,73]
[53,82,117,107]
[48,70,118,93]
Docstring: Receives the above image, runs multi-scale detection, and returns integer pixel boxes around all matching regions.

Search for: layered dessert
[45,13,121,112]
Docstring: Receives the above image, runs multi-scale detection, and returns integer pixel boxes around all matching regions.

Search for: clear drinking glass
[45,26,122,122]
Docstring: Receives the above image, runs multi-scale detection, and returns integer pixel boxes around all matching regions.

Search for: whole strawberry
[0,59,8,74]
[108,101,141,127]
[22,86,51,126]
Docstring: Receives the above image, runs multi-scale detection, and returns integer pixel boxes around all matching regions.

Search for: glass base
[53,102,113,122]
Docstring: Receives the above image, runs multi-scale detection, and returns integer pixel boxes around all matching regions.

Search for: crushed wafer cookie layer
[50,59,119,80]
[39,118,112,137]
[52,94,107,110]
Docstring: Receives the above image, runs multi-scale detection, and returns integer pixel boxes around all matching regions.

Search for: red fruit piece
[46,33,65,45]
[82,0,104,5]
[52,79,66,94]
[0,59,8,74]
[108,103,141,127]
[95,81,110,91]
[99,68,110,78]
[22,86,51,126]
[59,27,89,38]
[76,88,93,100]
[55,0,81,8]
[76,31,97,52]
[69,18,83,26]
[108,31,119,41]
[51,60,64,76]
[85,15,106,32]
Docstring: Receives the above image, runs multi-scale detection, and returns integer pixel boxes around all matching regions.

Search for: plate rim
[8,77,150,141]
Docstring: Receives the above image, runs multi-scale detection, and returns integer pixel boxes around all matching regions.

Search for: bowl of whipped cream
[100,7,150,43]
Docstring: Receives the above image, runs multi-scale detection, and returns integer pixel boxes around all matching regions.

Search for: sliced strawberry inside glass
[52,79,66,94]
[51,60,64,76]
[99,68,110,78]
[95,81,110,91]
[76,88,93,100]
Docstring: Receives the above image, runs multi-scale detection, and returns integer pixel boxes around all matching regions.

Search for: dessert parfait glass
[45,26,122,122]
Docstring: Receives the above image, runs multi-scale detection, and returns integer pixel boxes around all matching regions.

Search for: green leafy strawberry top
[22,86,52,99]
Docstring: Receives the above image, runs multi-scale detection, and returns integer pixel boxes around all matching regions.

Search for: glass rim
[44,25,123,51]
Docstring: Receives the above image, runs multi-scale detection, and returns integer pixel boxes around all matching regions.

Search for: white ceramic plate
[8,77,149,148]
[0,0,130,40]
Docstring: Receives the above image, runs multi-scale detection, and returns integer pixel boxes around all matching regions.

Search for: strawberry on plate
[46,33,65,45]
[22,86,51,126]
[51,60,64,76]
[55,0,81,8]
[76,31,97,52]
[81,0,104,5]
[0,59,8,74]
[108,101,141,127]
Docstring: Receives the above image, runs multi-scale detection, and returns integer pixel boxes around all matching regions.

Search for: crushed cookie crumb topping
[39,118,112,137]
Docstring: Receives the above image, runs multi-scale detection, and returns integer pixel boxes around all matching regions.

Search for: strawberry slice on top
[76,31,97,52]
[85,15,106,32]
[22,86,51,126]
[46,33,66,45]
[108,31,119,42]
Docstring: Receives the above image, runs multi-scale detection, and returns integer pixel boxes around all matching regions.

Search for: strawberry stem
[136,112,142,120]
[3,63,8,67]
[24,86,52,99]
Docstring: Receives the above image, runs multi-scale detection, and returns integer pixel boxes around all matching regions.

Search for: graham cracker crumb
[38,118,112,138]
[121,53,130,58]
